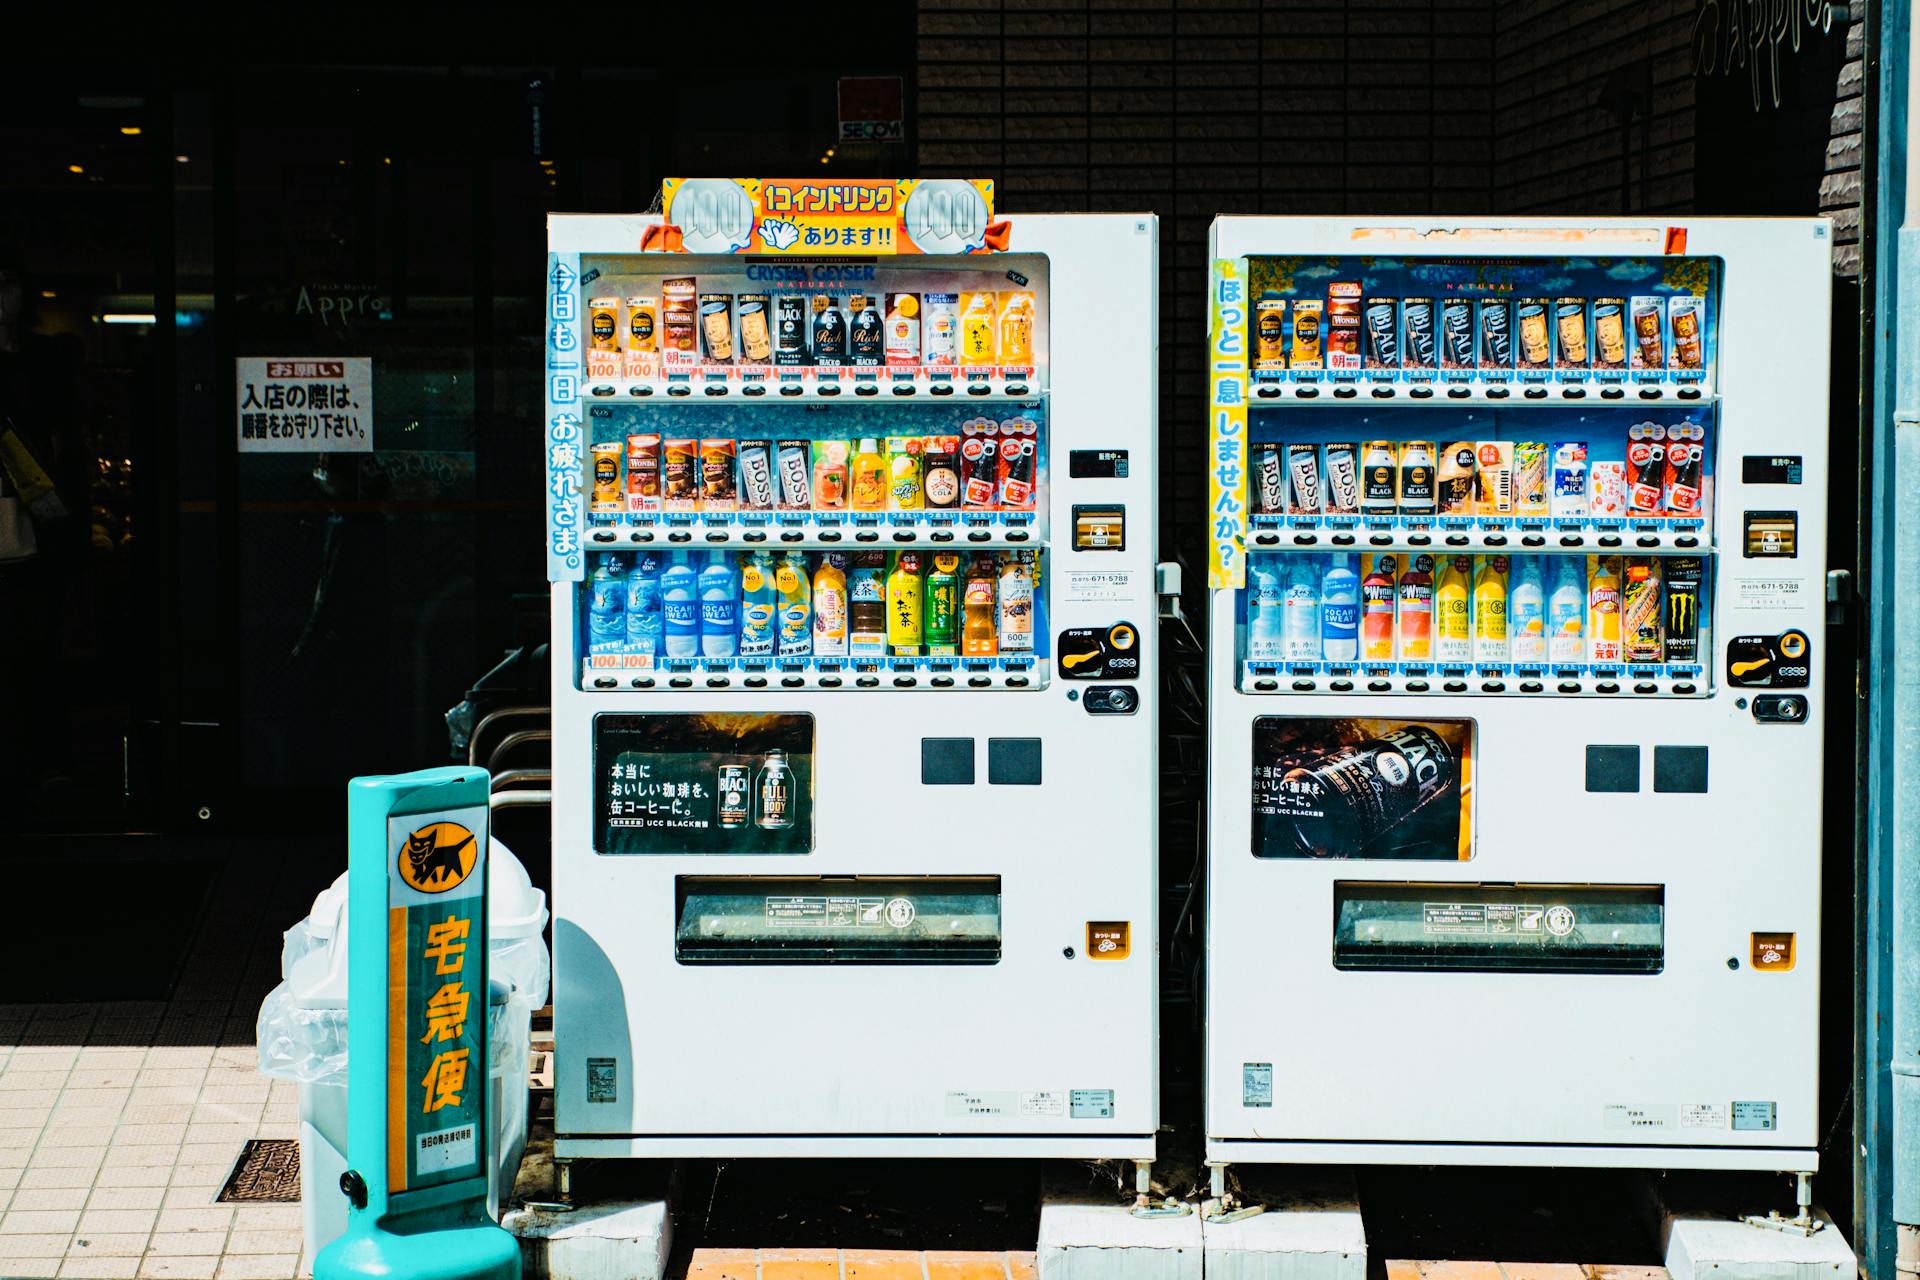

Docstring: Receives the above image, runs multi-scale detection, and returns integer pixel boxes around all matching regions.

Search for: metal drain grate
[217,1138,300,1203]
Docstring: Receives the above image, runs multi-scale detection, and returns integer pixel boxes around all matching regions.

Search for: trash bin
[257,837,549,1259]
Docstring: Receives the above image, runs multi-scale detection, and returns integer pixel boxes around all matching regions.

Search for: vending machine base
[1203,1139,1817,1174]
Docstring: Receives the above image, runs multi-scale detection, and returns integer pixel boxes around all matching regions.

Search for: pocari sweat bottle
[699,551,740,658]
[661,551,700,658]
[1321,553,1360,662]
[1246,554,1285,662]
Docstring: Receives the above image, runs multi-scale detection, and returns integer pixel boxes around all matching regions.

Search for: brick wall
[1820,13,1866,277]
[1491,0,1698,213]
[917,0,1497,573]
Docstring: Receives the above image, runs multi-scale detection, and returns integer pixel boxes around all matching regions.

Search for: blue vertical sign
[546,254,585,582]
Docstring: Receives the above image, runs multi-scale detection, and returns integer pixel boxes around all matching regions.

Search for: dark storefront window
[0,27,912,836]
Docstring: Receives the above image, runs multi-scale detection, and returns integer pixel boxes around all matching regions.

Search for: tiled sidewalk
[1,842,335,1279]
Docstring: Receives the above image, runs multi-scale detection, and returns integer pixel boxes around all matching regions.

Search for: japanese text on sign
[386,807,487,1196]
[236,357,373,453]
[1208,260,1250,589]
[545,254,586,582]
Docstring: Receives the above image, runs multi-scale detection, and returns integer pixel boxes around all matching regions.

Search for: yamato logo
[397,822,478,894]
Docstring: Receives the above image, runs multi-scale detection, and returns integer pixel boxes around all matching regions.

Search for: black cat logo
[396,822,477,894]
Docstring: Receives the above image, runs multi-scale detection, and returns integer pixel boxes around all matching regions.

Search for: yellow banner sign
[661,178,996,256]
[1208,258,1250,589]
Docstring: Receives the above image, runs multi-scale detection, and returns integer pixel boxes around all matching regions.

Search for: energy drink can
[1474,441,1514,515]
[776,439,813,510]
[1361,441,1397,514]
[1440,299,1475,368]
[1478,298,1513,369]
[1550,441,1589,519]
[1252,441,1286,514]
[1292,299,1325,369]
[737,294,773,363]
[662,438,700,511]
[1272,724,1458,860]
[1254,295,1288,370]
[737,439,777,510]
[1663,423,1705,514]
[1592,298,1627,369]
[773,294,810,365]
[1627,423,1668,513]
[698,293,735,363]
[1364,298,1400,369]
[1554,298,1589,367]
[1669,296,1705,369]
[589,297,619,351]
[700,438,738,511]
[1399,441,1436,514]
[1402,298,1437,369]
[626,433,661,513]
[1437,442,1477,516]
[1325,441,1361,514]
[1515,298,1552,369]
[1513,442,1549,516]
[1287,443,1324,515]
[590,441,623,514]
[1630,297,1665,369]
[1622,557,1663,663]
[1326,284,1360,371]
[1662,557,1703,664]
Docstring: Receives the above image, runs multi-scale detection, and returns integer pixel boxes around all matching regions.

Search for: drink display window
[571,253,1053,692]
[1234,254,1721,700]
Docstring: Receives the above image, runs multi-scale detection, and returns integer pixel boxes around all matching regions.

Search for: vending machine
[1203,217,1830,1176]
[543,181,1160,1161]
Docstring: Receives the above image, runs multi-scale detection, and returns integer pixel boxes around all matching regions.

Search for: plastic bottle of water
[661,551,700,658]
[623,551,663,657]
[587,554,626,656]
[1282,555,1322,661]
[1547,555,1586,664]
[1321,553,1359,662]
[1508,555,1546,664]
[1246,554,1285,662]
[699,551,739,658]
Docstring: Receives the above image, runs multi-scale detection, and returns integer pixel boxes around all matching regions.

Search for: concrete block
[1203,1169,1365,1280]
[1661,1206,1854,1280]
[504,1199,671,1280]
[1038,1172,1202,1280]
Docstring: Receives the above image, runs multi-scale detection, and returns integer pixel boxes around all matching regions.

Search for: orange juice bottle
[849,437,887,512]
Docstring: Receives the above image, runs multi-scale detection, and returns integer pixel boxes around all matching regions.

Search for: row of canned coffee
[1252,290,1707,376]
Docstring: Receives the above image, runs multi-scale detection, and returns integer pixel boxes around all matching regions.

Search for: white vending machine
[1202,217,1830,1178]
[542,181,1160,1163]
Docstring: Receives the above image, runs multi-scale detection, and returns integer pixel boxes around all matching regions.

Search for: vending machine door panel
[550,211,1161,1156]
[1205,216,1829,1171]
